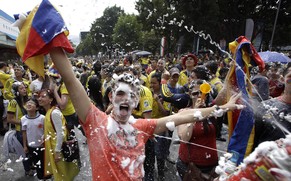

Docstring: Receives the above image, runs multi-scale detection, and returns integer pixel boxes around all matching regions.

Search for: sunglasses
[191,91,201,96]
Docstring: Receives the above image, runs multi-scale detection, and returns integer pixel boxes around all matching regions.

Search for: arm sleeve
[161,84,190,109]
[51,109,64,152]
[21,117,27,131]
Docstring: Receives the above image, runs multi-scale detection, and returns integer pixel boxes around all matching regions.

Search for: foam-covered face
[111,82,139,123]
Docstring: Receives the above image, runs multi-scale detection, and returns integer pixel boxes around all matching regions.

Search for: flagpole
[269,0,282,51]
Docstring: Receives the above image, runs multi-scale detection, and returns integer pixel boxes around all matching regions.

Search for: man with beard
[49,47,243,180]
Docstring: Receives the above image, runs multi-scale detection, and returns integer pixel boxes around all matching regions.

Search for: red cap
[182,54,198,67]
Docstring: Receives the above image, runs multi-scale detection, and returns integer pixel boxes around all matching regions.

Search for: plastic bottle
[224,150,239,175]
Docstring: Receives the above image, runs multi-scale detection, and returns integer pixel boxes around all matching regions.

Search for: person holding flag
[217,36,265,164]
[13,1,244,180]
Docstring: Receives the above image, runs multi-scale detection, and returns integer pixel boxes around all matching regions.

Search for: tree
[112,14,143,52]
[76,34,95,56]
[89,6,125,54]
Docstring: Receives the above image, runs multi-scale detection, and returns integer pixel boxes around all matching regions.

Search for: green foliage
[89,6,125,54]
[76,0,291,56]
[112,14,142,52]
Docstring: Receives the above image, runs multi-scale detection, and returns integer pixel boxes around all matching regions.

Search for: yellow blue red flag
[226,36,264,164]
[14,0,73,77]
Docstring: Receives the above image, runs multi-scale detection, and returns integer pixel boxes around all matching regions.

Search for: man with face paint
[49,48,243,181]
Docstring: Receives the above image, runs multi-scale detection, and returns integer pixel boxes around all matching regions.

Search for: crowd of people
[0,48,291,180]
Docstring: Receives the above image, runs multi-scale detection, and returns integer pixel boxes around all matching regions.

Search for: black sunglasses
[191,91,201,96]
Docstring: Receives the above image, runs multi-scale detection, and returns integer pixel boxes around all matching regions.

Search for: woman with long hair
[7,81,33,176]
[176,80,218,180]
[38,89,79,180]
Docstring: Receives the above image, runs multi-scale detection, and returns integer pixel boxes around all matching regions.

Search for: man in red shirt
[49,48,242,180]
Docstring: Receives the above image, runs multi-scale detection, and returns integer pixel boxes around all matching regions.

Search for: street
[0,126,228,180]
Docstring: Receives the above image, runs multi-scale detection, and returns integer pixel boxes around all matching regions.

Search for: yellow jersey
[132,85,153,118]
[4,78,31,100]
[178,70,189,87]
[60,83,75,116]
[151,97,171,118]
[7,99,24,131]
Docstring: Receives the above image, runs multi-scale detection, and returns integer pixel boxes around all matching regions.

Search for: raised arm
[154,92,242,134]
[49,48,90,122]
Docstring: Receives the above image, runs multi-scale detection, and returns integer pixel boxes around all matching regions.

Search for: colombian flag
[15,0,73,77]
[226,36,264,164]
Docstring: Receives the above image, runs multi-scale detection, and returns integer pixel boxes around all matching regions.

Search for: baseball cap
[169,67,180,76]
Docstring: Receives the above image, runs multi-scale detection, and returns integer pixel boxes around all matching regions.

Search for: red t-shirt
[179,121,218,166]
[82,104,157,180]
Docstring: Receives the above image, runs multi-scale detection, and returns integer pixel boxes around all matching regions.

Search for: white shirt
[21,113,45,148]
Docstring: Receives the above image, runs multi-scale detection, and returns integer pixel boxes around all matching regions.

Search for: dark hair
[0,61,7,69]
[93,61,102,73]
[126,56,133,65]
[206,61,219,75]
[192,65,210,81]
[88,75,104,111]
[151,72,162,84]
[123,66,134,74]
[25,97,39,108]
[114,65,124,75]
[12,82,28,115]
[38,89,57,106]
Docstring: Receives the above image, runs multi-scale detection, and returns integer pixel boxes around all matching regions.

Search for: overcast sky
[0,0,138,42]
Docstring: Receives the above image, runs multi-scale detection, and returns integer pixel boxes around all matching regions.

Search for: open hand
[223,92,244,111]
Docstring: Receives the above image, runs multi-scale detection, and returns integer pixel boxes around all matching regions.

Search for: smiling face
[110,82,139,124]
[157,59,165,72]
[37,91,53,108]
[25,100,38,112]
[185,57,195,68]
[14,67,24,78]
[150,77,160,93]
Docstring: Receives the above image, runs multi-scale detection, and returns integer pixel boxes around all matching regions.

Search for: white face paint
[112,82,139,123]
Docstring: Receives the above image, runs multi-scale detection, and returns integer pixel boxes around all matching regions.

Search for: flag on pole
[226,36,264,164]
[14,0,73,77]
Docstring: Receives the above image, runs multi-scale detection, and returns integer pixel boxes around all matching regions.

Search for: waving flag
[14,0,73,77]
[226,36,264,164]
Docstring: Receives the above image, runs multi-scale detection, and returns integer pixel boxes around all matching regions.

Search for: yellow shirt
[178,70,189,87]
[141,58,150,65]
[0,70,11,94]
[0,70,11,86]
[44,107,79,180]
[7,99,24,131]
[132,85,153,118]
[60,83,75,116]
[210,77,223,92]
[4,78,31,100]
[140,74,150,88]
[152,97,171,119]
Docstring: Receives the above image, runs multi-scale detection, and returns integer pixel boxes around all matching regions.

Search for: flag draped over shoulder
[15,0,73,77]
[226,36,264,164]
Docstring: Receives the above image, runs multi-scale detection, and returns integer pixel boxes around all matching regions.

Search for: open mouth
[119,104,129,117]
